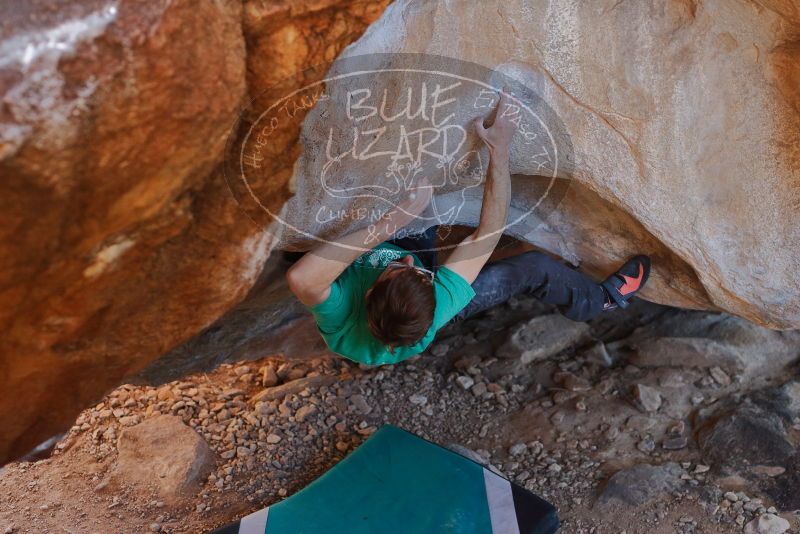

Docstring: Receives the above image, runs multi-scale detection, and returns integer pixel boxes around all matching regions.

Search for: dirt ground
[2,297,799,534]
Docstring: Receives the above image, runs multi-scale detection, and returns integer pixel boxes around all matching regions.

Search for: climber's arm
[286,179,433,307]
[443,92,516,285]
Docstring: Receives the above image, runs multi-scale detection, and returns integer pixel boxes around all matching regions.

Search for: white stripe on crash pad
[483,469,520,534]
[239,506,269,534]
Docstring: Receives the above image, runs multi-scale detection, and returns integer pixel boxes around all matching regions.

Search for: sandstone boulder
[0,0,390,465]
[0,0,249,466]
[111,415,214,501]
[272,0,800,329]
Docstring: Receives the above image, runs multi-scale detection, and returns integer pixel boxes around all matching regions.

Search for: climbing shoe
[601,255,651,310]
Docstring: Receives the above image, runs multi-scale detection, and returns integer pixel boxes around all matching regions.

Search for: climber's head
[365,255,436,351]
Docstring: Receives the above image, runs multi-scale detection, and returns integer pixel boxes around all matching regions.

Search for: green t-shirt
[308,243,476,365]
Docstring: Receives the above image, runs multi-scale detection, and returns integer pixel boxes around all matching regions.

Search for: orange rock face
[0,0,391,465]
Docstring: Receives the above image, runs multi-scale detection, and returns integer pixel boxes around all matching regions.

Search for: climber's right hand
[472,90,517,155]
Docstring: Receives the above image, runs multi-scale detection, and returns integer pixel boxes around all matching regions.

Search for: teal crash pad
[210,425,558,534]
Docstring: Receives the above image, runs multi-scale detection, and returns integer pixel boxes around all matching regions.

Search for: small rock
[220,388,244,399]
[471,382,487,397]
[335,441,349,452]
[509,443,527,456]
[637,435,656,453]
[118,415,140,426]
[547,463,562,473]
[409,394,428,406]
[662,436,688,450]
[725,491,739,502]
[693,464,711,474]
[260,365,279,387]
[744,514,790,534]
[149,523,161,533]
[633,384,662,413]
[552,390,576,404]
[456,375,475,390]
[266,433,282,444]
[233,366,251,377]
[626,415,656,432]
[710,366,731,386]
[744,500,763,512]
[295,405,317,423]
[750,465,786,477]
[557,372,592,392]
[350,394,372,415]
[285,367,307,381]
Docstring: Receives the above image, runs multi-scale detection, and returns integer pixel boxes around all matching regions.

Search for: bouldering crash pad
[210,425,558,533]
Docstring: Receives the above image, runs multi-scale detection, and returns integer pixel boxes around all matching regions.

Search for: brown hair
[365,267,436,350]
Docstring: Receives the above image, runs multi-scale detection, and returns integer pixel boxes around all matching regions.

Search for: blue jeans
[389,228,607,323]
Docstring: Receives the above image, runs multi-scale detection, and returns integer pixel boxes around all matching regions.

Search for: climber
[286,91,651,366]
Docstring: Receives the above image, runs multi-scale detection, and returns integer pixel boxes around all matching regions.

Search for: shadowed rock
[497,314,592,363]
[597,462,683,507]
[285,0,800,329]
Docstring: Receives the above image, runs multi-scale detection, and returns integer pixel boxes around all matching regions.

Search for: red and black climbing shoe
[601,255,651,310]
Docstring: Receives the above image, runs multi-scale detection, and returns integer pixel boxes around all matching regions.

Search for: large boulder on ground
[497,314,592,363]
[0,0,391,465]
[597,462,683,507]
[695,387,800,509]
[111,415,214,501]
[621,311,800,377]
[270,0,800,329]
